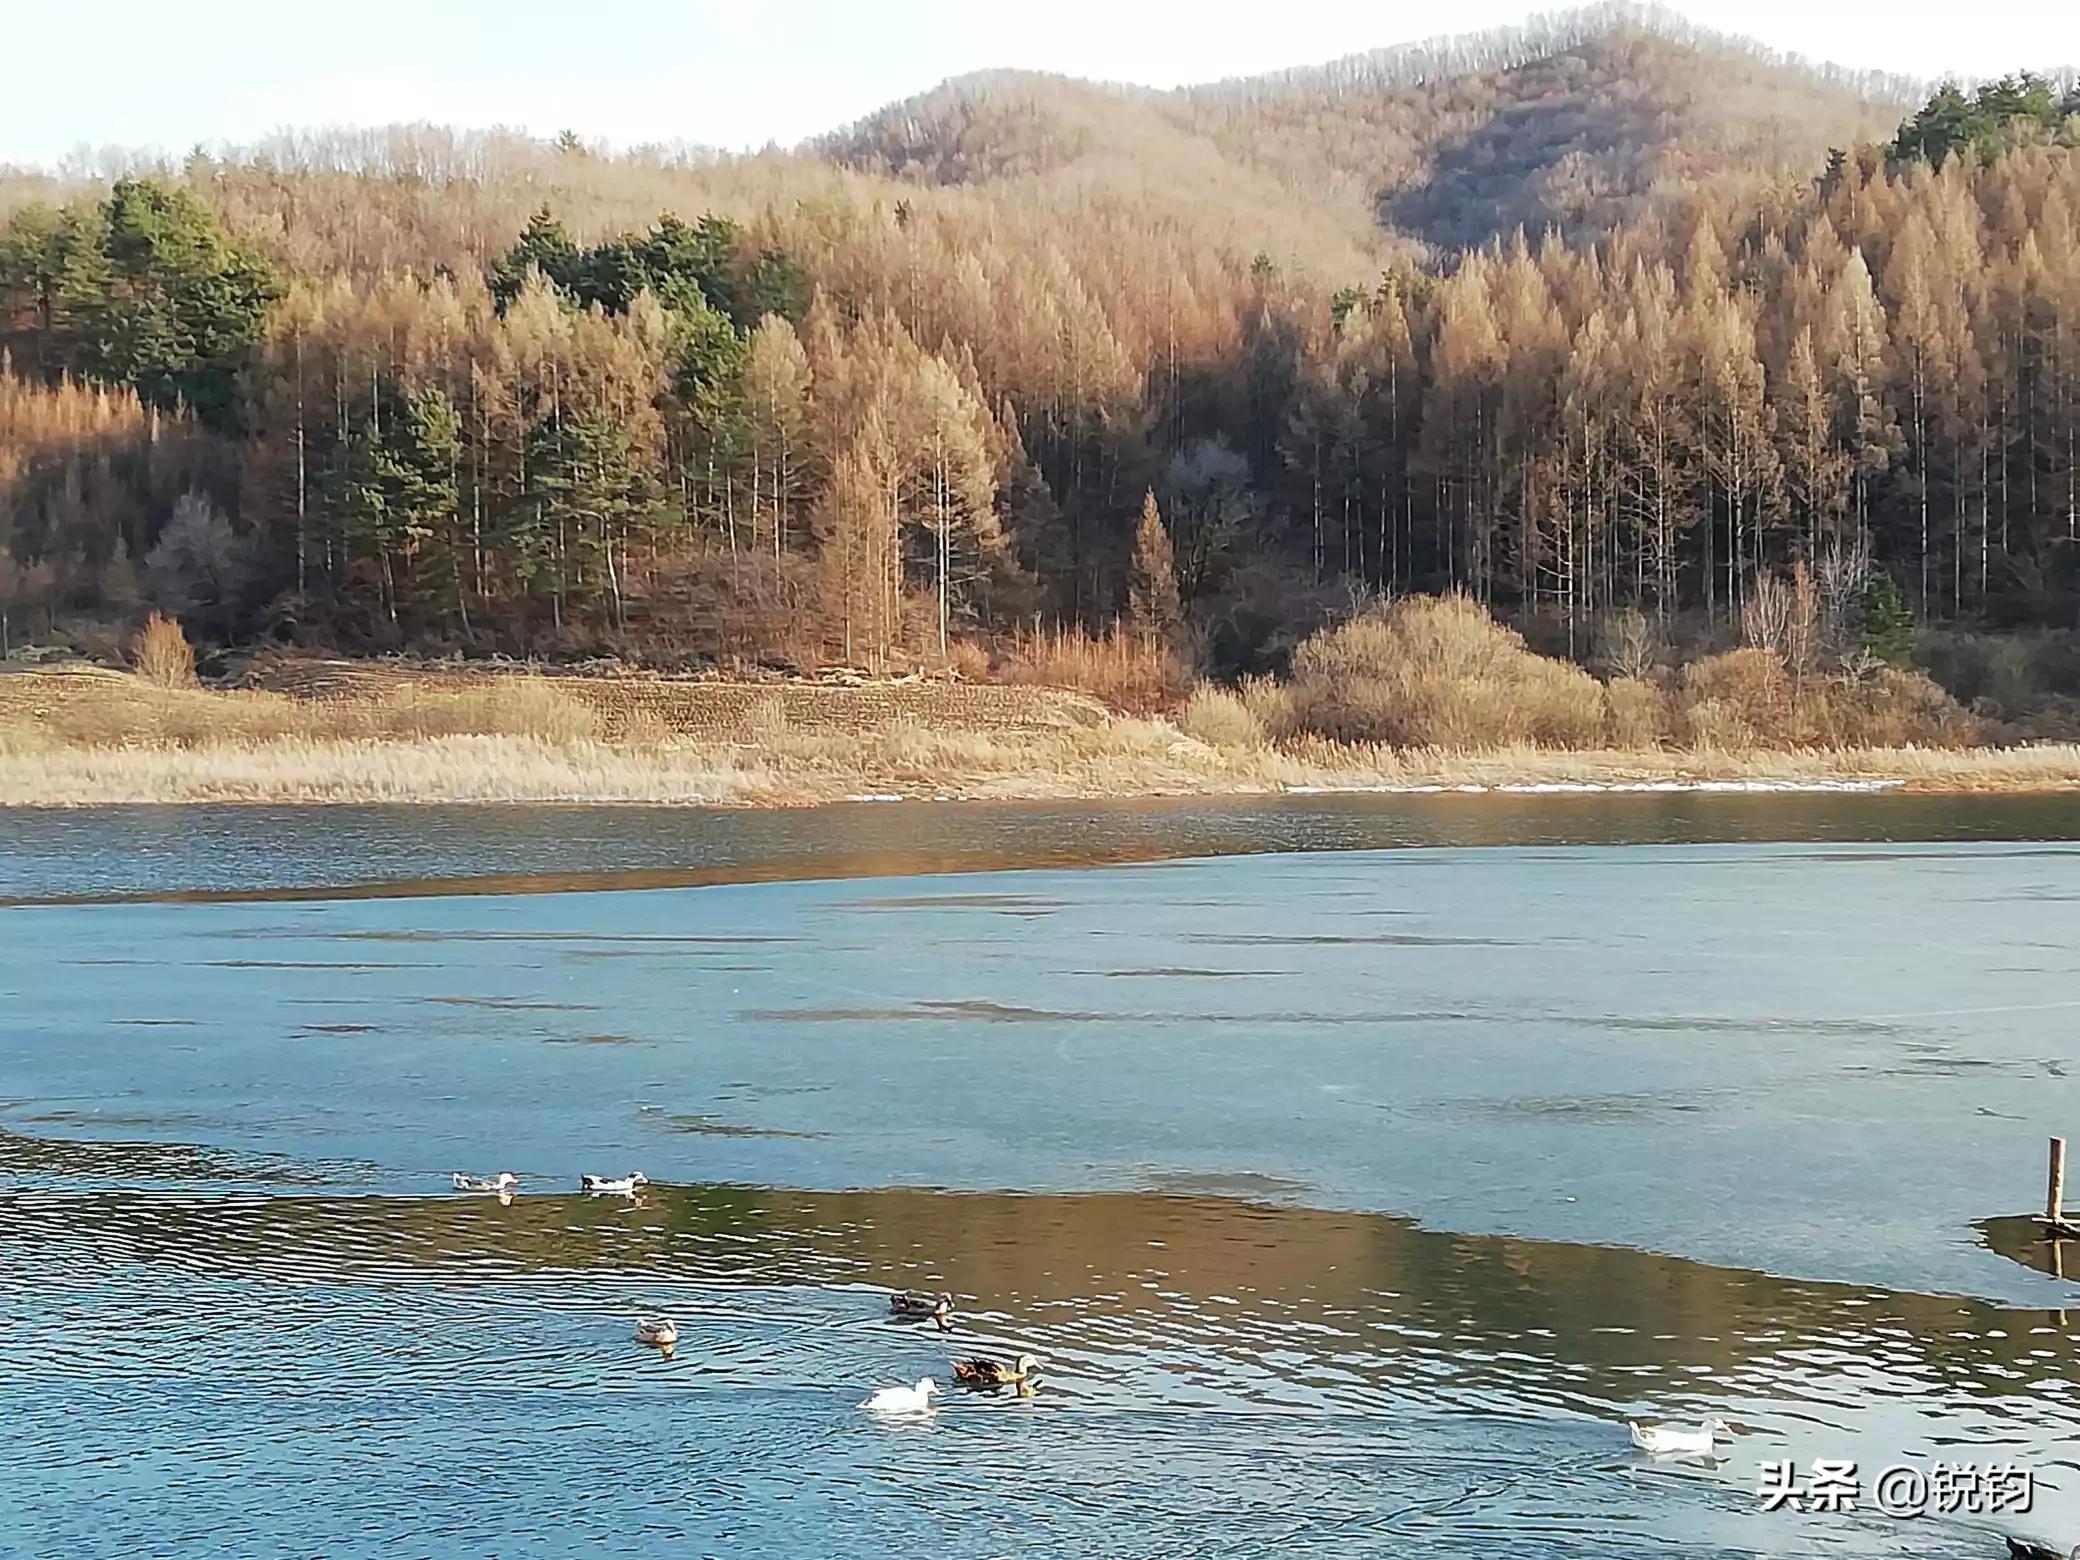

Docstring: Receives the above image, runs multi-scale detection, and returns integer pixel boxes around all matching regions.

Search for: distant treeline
[0,68,2078,673]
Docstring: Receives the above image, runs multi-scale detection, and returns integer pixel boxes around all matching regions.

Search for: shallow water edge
[10,789,2080,907]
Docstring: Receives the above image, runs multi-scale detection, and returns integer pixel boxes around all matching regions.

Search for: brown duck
[888,1290,953,1330]
[951,1353,1040,1389]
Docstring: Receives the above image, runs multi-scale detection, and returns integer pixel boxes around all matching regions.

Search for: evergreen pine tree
[1862,571,1917,665]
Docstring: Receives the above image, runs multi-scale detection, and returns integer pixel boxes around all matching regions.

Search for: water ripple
[0,1180,2071,1556]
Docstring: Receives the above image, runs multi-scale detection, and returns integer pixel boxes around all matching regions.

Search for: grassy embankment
[4,598,2077,806]
[2,666,2077,808]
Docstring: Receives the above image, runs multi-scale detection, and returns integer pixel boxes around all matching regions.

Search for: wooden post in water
[2051,1137,2069,1233]
[2051,1138,2074,1327]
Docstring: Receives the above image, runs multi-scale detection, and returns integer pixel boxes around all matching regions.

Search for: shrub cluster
[1272,594,1976,752]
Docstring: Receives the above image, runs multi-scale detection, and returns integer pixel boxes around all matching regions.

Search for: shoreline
[3,731,2075,808]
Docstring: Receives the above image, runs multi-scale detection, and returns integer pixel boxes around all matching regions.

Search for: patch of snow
[1282,777,1907,798]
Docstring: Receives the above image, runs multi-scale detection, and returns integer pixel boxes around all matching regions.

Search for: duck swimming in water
[888,1290,953,1330]
[452,1171,517,1194]
[1628,1418,1729,1458]
[581,1172,648,1195]
[2006,1539,2080,1560]
[633,1318,678,1348]
[861,1378,938,1414]
[951,1353,1040,1390]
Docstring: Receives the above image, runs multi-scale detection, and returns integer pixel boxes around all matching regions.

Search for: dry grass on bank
[6,723,2078,806]
[0,664,1218,804]
[1,664,604,748]
[5,604,2080,807]
[2,664,2078,806]
[995,625,1188,713]
[0,702,1235,807]
[1259,739,2080,793]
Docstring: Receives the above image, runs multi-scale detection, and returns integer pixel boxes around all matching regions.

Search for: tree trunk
[294,334,307,601]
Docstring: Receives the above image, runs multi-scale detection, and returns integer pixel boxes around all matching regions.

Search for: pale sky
[3,0,2072,169]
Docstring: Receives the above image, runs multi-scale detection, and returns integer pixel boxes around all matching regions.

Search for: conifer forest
[3,5,2078,683]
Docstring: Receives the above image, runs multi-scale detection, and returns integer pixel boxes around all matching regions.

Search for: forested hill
[1,5,2078,690]
[826,7,1917,256]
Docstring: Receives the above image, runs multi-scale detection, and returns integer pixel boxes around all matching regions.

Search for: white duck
[861,1378,939,1415]
[634,1318,679,1348]
[1628,1417,1730,1457]
[452,1172,518,1194]
[582,1172,649,1195]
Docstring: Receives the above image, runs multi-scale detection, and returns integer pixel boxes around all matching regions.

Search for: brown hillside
[824,6,1915,256]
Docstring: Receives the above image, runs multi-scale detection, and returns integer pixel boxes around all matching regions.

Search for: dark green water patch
[0,1125,372,1187]
[839,892,1067,912]
[1094,967,1291,979]
[205,959,438,970]
[1574,1014,1908,1037]
[745,1001,1484,1026]
[654,1113,827,1140]
[1188,931,1512,947]
[423,996,598,1011]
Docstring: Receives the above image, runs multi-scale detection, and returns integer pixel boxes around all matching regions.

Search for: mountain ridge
[819,4,1929,256]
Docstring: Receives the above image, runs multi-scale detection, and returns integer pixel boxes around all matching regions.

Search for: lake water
[5,795,2080,1558]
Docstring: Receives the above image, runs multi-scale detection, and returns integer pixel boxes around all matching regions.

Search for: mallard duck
[2006,1539,2079,1560]
[452,1171,517,1194]
[861,1377,938,1414]
[1628,1418,1729,1457]
[633,1318,678,1348]
[581,1171,648,1195]
[951,1353,1040,1388]
[889,1290,953,1329]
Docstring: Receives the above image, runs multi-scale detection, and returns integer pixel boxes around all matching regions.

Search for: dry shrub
[1515,657,1609,747]
[1741,564,1819,675]
[1604,676,1672,748]
[1178,684,1264,751]
[1593,607,1663,680]
[1289,594,1605,748]
[998,625,1186,713]
[132,613,197,689]
[1237,674,1297,741]
[944,639,992,680]
[1680,697,1741,751]
[1678,649,1793,749]
[1676,649,1976,750]
[1815,667,1979,748]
